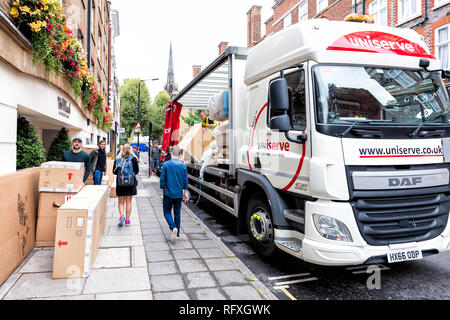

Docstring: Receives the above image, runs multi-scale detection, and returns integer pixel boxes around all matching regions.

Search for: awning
[177,62,229,110]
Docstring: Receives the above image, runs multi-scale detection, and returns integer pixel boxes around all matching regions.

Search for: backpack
[114,157,135,187]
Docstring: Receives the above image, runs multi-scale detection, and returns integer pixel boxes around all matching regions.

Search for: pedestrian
[160,145,189,243]
[90,140,107,185]
[165,146,172,162]
[61,136,91,184]
[113,143,139,227]
[149,143,161,175]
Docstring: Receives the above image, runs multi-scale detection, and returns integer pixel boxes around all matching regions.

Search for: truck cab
[166,18,450,266]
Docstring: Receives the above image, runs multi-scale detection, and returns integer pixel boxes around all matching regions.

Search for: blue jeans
[93,170,104,185]
[163,196,181,236]
[151,159,160,170]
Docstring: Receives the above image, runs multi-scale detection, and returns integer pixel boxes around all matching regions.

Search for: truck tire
[246,193,278,259]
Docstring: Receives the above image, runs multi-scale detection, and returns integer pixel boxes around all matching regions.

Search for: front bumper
[299,200,450,266]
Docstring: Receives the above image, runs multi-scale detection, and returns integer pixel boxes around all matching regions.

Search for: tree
[46,127,72,161]
[16,115,46,170]
[149,90,170,142]
[180,109,205,127]
[120,78,152,137]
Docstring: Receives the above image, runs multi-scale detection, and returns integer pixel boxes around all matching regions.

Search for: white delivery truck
[164,17,450,266]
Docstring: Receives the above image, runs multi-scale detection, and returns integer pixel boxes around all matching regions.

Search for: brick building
[0,0,120,174]
[248,0,449,69]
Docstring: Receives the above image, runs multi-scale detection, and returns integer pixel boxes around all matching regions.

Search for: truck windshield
[313,65,450,126]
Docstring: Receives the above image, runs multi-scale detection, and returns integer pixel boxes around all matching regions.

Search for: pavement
[0,162,277,300]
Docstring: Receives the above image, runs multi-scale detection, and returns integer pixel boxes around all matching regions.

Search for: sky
[110,0,275,101]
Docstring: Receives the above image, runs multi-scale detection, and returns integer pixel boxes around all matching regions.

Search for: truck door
[254,67,311,195]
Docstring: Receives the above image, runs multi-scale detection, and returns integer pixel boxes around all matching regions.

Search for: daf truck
[162,17,450,266]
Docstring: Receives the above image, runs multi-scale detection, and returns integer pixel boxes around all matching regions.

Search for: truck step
[275,238,302,252]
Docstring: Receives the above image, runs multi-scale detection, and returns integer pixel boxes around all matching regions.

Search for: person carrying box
[61,136,91,183]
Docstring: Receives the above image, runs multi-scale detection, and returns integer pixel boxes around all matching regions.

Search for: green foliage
[46,127,71,161]
[180,109,205,127]
[16,115,46,170]
[149,90,170,141]
[120,78,152,136]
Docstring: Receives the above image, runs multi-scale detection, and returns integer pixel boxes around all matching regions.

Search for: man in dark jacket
[90,140,107,185]
[160,145,188,243]
[61,136,91,183]
[149,143,161,176]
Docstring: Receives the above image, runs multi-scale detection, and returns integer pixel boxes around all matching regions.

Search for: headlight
[313,214,353,242]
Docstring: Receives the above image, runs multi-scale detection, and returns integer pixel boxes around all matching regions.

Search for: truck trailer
[161,17,450,266]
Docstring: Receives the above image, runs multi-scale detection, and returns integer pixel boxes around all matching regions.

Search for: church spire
[164,42,178,96]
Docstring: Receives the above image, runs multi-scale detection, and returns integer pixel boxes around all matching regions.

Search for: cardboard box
[178,123,215,163]
[52,185,108,279]
[0,167,40,286]
[110,180,117,198]
[39,162,85,192]
[36,192,78,247]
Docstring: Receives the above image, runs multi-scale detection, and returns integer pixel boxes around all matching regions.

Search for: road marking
[273,285,297,300]
[346,265,367,271]
[349,264,391,274]
[274,277,318,286]
[268,273,311,281]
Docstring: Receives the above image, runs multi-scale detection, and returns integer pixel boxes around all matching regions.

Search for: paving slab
[148,261,178,276]
[222,285,264,300]
[213,270,250,286]
[150,274,185,292]
[184,272,217,289]
[83,267,150,294]
[176,259,208,273]
[153,290,190,300]
[192,288,227,300]
[132,246,147,267]
[3,273,85,300]
[92,248,131,269]
[204,258,238,271]
[95,290,153,300]
[19,249,54,273]
[146,250,174,262]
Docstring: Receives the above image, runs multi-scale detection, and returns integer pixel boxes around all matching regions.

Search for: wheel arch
[237,169,290,234]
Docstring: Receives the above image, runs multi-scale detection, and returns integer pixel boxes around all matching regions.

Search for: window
[284,12,292,28]
[398,0,420,23]
[269,70,307,131]
[299,1,308,23]
[369,0,387,25]
[436,25,449,70]
[386,69,416,88]
[317,0,328,13]
[98,26,102,60]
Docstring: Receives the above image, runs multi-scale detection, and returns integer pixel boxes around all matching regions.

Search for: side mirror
[270,114,291,132]
[269,78,289,111]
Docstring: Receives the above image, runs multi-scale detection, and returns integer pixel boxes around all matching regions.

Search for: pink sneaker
[125,220,131,227]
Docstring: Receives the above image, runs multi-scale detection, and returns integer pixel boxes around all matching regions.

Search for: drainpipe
[411,0,428,28]
[87,0,92,67]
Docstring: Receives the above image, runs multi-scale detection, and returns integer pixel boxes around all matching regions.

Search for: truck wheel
[246,194,277,259]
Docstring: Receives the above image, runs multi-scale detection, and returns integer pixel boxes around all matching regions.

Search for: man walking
[61,136,91,183]
[90,140,107,185]
[149,143,161,176]
[160,145,188,243]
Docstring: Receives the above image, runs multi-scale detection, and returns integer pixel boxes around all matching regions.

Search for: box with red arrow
[52,185,108,279]
[38,161,85,193]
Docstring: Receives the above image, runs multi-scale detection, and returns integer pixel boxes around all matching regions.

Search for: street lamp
[137,78,159,157]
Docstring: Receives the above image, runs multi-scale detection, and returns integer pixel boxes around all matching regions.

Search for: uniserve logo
[327,31,436,59]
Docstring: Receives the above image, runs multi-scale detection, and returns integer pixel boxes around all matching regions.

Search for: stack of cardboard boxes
[36,162,85,247]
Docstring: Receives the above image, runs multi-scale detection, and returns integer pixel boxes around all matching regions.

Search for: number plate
[387,248,423,263]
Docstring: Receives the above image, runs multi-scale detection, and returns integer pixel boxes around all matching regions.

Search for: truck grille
[351,193,450,246]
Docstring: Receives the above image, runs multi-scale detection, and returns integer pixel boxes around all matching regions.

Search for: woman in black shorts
[113,144,139,227]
